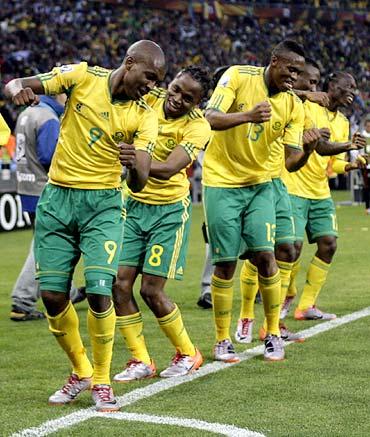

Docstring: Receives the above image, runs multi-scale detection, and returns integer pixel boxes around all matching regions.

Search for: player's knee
[85,272,114,311]
[41,290,69,316]
[294,241,303,260]
[275,243,296,263]
[318,237,337,261]
[87,294,112,313]
[252,251,277,277]
[214,262,236,280]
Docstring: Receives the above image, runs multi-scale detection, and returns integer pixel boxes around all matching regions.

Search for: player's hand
[12,87,40,106]
[349,132,366,150]
[119,143,136,169]
[319,127,331,141]
[245,101,271,123]
[303,128,321,154]
[355,154,368,169]
[306,91,330,107]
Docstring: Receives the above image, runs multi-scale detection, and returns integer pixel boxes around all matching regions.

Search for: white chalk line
[12,305,370,437]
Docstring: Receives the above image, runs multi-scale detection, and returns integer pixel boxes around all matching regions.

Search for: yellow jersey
[0,114,11,145]
[283,101,349,199]
[130,88,211,204]
[203,65,304,187]
[38,62,158,189]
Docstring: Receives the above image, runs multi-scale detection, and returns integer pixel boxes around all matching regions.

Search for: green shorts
[203,183,276,264]
[119,196,192,280]
[272,178,295,245]
[35,184,124,295]
[290,194,338,244]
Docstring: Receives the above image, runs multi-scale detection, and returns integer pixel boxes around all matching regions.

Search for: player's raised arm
[285,128,321,172]
[316,131,367,156]
[4,76,44,106]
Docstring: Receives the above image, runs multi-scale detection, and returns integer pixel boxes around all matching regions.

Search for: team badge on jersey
[219,75,230,87]
[60,64,74,73]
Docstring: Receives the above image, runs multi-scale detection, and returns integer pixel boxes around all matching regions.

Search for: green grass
[1,191,370,436]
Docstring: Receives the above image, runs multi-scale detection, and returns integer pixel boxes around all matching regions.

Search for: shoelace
[170,352,189,367]
[126,359,141,368]
[217,340,233,354]
[241,320,251,336]
[94,385,112,402]
[61,375,80,395]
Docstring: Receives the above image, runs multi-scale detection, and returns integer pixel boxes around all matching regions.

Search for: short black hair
[305,57,320,71]
[179,65,212,99]
[322,71,354,92]
[271,39,305,59]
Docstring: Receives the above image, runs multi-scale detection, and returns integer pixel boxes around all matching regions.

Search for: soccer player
[112,66,211,381]
[235,126,321,345]
[203,40,306,362]
[281,69,367,321]
[4,40,166,411]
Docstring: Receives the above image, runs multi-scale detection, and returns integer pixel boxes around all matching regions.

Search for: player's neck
[264,67,279,96]
[109,69,130,101]
[327,98,339,113]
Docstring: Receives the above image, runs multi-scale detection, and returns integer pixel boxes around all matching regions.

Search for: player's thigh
[273,179,295,246]
[79,189,124,294]
[242,182,276,252]
[119,197,148,269]
[289,194,309,243]
[203,186,245,263]
[307,197,338,243]
[143,197,192,280]
[35,184,80,292]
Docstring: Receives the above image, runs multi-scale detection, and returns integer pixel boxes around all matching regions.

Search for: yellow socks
[157,304,196,356]
[239,260,258,320]
[211,275,234,342]
[277,260,294,306]
[287,257,301,298]
[116,312,151,365]
[298,256,330,311]
[259,271,281,336]
[88,302,116,385]
[47,301,93,379]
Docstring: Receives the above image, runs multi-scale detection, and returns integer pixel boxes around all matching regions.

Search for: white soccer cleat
[280,295,295,319]
[48,374,92,405]
[235,318,254,344]
[91,384,119,412]
[213,339,240,363]
[264,335,285,361]
[160,348,203,378]
[113,359,156,383]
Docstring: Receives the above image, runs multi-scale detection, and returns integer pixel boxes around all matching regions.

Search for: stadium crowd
[1,0,369,130]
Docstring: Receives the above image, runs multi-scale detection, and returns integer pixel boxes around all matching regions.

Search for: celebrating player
[4,40,166,411]
[113,66,211,381]
[203,40,306,362]
[281,68,367,321]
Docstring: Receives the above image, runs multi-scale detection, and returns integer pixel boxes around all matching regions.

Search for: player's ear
[124,56,135,71]
[270,55,278,67]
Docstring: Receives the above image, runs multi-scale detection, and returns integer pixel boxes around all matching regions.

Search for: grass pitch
[1,191,370,436]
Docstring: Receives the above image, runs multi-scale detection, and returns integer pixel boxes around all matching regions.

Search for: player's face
[271,53,305,92]
[124,57,165,100]
[330,75,356,107]
[294,65,320,92]
[165,73,203,118]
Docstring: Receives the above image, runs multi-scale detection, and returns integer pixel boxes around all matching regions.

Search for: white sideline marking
[100,412,265,436]
[12,306,370,437]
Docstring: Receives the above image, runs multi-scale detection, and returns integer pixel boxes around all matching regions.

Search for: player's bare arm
[149,145,191,180]
[294,90,330,107]
[316,131,366,156]
[285,128,321,172]
[4,76,44,106]
[119,143,151,192]
[205,101,271,131]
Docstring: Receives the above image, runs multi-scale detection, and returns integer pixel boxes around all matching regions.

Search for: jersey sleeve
[133,107,158,157]
[282,96,304,150]
[179,117,212,162]
[0,114,11,145]
[206,66,240,113]
[37,62,88,95]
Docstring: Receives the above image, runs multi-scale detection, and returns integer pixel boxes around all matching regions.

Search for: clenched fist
[119,143,136,169]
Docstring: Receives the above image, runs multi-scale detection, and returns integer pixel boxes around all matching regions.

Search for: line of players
[4,38,366,412]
